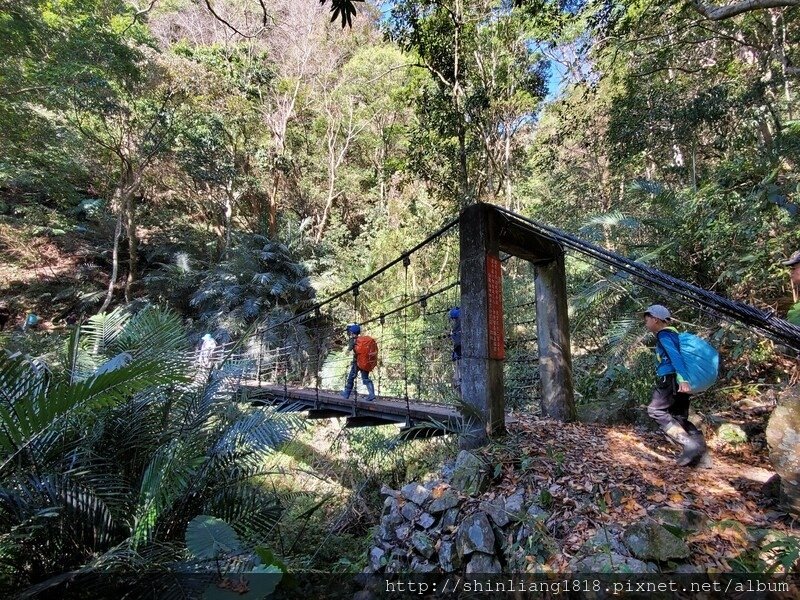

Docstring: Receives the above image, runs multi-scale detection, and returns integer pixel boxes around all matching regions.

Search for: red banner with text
[486,253,505,360]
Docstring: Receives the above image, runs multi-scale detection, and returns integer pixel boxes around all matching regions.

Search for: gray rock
[451,450,488,496]
[411,531,435,559]
[650,506,709,533]
[379,510,403,541]
[382,496,397,516]
[353,591,375,600]
[439,540,461,572]
[465,552,502,573]
[456,512,495,556]
[673,563,704,573]
[380,485,399,500]
[409,557,437,573]
[401,482,432,506]
[401,501,420,521]
[581,527,627,556]
[766,388,800,515]
[396,524,411,541]
[418,512,436,530]
[440,507,460,530]
[384,557,405,574]
[378,522,397,542]
[429,489,461,513]
[572,552,658,573]
[577,390,636,425]
[480,496,510,527]
[369,546,385,571]
[505,490,525,515]
[622,518,691,561]
[526,504,550,522]
[382,510,403,527]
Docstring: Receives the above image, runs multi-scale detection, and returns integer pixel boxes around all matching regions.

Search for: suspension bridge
[217,204,800,448]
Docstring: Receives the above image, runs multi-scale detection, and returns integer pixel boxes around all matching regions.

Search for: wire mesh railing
[206,205,800,421]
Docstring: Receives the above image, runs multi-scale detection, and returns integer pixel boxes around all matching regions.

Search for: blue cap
[346,323,361,335]
[449,307,460,319]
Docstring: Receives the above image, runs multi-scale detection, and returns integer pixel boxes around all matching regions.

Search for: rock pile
[361,450,702,590]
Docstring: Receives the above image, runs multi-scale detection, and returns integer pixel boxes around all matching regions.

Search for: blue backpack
[675,332,719,393]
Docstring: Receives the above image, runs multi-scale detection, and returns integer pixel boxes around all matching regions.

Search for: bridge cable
[418,294,427,404]
[378,313,385,398]
[314,306,321,408]
[402,254,411,423]
[258,218,458,334]
[495,207,800,351]
[360,280,460,328]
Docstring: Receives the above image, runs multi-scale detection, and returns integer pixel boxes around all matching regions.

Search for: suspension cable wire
[360,280,460,327]
[257,218,459,335]
[314,307,321,408]
[418,294,427,402]
[378,313,385,397]
[495,207,800,350]
[352,282,359,323]
[402,255,411,421]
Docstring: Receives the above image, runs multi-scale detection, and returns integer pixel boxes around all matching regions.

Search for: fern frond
[81,308,130,355]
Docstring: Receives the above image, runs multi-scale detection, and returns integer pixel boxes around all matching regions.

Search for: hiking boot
[664,424,704,467]
[365,381,376,401]
[687,431,711,468]
[341,388,351,400]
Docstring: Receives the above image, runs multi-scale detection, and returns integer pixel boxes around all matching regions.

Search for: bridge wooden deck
[239,382,464,437]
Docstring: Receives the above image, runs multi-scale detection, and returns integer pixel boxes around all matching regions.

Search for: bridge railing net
[502,256,541,412]
[242,246,545,413]
[248,220,464,407]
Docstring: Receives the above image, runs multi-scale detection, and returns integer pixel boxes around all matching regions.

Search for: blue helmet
[346,323,361,335]
[449,307,460,319]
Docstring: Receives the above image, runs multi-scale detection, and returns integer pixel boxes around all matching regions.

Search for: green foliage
[389,0,548,204]
[185,515,242,559]
[0,0,142,199]
[190,236,316,334]
[0,306,302,596]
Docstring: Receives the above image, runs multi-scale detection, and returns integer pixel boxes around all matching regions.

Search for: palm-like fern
[190,236,316,335]
[0,306,302,597]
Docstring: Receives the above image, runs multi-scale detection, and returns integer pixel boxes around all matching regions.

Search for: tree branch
[122,0,159,35]
[203,0,265,38]
[689,0,800,21]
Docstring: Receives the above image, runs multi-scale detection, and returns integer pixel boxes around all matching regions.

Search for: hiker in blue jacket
[782,250,800,325]
[643,304,707,467]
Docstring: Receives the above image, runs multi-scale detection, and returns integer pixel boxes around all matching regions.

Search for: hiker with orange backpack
[342,323,378,401]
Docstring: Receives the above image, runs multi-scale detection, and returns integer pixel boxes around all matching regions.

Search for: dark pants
[647,373,700,435]
[346,362,373,390]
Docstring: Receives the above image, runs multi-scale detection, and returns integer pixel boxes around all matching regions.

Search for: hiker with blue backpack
[782,250,800,325]
[643,304,718,467]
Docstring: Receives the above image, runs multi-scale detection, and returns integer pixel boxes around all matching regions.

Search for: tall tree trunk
[100,203,124,313]
[269,173,280,238]
[124,191,138,302]
[457,121,469,204]
[223,185,234,259]
[101,166,140,311]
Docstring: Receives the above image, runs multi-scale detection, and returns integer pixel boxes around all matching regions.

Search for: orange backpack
[354,335,379,372]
